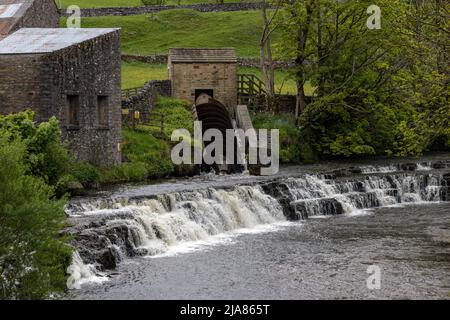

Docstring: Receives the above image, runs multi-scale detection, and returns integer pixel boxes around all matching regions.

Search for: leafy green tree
[0,130,71,300]
[274,0,449,159]
[0,111,69,185]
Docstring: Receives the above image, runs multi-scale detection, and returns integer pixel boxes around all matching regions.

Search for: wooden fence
[122,108,166,138]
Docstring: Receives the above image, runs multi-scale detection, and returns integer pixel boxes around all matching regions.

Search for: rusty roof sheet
[169,48,237,63]
[0,0,34,37]
[0,28,120,54]
[0,1,59,38]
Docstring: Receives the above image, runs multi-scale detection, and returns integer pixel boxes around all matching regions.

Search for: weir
[65,160,450,288]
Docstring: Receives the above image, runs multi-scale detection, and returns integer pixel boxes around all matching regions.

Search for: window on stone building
[97,96,109,127]
[67,95,80,127]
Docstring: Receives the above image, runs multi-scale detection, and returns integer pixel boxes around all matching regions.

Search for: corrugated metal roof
[169,48,237,63]
[0,2,23,18]
[0,28,120,54]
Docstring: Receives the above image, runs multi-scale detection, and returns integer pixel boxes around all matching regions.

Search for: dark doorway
[195,89,214,100]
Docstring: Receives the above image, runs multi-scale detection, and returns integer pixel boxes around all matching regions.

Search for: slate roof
[169,48,237,63]
[0,28,120,54]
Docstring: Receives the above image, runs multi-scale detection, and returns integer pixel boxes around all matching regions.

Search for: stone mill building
[168,48,238,116]
[0,0,122,165]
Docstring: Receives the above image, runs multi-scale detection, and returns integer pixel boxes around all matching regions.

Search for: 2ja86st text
[180,304,271,318]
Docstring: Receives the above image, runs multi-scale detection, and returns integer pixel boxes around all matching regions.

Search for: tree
[260,0,281,113]
[275,0,449,158]
[276,0,316,122]
[0,129,71,299]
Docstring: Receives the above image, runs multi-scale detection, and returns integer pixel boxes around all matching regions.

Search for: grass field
[57,0,259,9]
[121,61,312,95]
[72,9,269,57]
[122,62,168,89]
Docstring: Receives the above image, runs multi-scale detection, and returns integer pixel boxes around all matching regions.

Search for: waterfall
[66,162,449,289]
[67,185,286,288]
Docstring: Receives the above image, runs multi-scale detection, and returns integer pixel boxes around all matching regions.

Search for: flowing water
[66,157,450,299]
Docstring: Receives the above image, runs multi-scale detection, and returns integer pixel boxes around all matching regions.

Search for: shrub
[0,111,69,185]
[55,174,83,197]
[0,130,71,299]
[70,162,101,188]
[252,112,304,163]
[101,162,149,183]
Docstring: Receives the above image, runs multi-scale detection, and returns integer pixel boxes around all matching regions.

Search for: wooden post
[160,114,165,138]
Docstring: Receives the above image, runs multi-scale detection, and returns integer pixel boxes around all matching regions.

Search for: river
[66,157,450,300]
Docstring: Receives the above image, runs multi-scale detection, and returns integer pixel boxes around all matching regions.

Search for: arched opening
[195,94,242,173]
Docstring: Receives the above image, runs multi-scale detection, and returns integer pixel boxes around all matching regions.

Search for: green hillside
[74,9,267,57]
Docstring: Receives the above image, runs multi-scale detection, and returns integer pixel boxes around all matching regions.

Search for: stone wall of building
[0,54,48,118]
[50,31,122,166]
[0,30,122,166]
[63,2,266,17]
[170,62,237,116]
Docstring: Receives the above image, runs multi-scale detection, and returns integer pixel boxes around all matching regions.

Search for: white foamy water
[361,165,399,174]
[148,221,295,259]
[67,169,446,289]
[66,252,108,290]
[67,186,287,288]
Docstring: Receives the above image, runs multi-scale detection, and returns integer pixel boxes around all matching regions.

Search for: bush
[0,130,71,300]
[70,162,101,188]
[0,111,69,185]
[100,162,149,184]
[55,174,84,197]
[252,112,305,163]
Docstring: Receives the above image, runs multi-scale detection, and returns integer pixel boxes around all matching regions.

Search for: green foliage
[100,162,149,183]
[70,162,101,188]
[252,112,316,163]
[276,0,449,159]
[122,129,174,179]
[0,130,71,300]
[55,174,83,197]
[119,97,194,180]
[0,111,69,185]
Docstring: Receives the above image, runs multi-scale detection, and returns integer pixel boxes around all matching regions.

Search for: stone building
[168,48,238,116]
[0,0,59,40]
[0,28,122,165]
